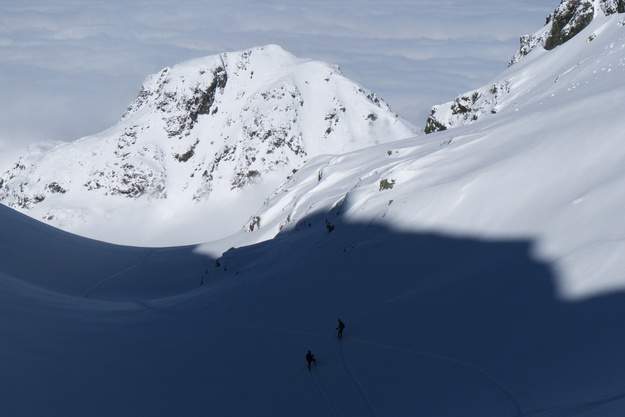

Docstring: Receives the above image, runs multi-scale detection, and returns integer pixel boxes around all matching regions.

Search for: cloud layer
[0,0,554,169]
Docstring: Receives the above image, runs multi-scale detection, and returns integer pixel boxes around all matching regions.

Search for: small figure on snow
[336,319,345,339]
[306,350,316,370]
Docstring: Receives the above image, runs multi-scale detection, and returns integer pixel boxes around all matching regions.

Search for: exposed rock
[510,0,625,65]
[424,81,510,134]
[426,0,625,134]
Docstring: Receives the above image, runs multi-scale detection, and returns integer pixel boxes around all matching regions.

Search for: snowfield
[2,4,625,417]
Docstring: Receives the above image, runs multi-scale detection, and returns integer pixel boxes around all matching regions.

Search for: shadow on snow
[1,206,625,416]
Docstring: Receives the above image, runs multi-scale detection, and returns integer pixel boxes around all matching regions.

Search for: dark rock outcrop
[511,0,625,65]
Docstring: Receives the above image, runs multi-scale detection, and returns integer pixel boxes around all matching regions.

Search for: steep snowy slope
[425,0,625,133]
[0,45,415,246]
[244,12,625,301]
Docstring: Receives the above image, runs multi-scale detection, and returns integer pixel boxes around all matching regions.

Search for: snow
[0,0,554,170]
[0,45,415,247]
[4,206,625,416]
[2,5,625,417]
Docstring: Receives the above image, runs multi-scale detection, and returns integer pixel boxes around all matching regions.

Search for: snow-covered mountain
[4,2,625,416]
[0,45,415,246]
[3,8,625,411]
[424,0,625,133]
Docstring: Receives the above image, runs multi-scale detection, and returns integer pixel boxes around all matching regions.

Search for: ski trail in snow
[346,336,522,416]
[208,318,334,340]
[339,340,378,417]
[520,390,625,416]
[84,249,151,298]
[314,367,341,417]
[136,300,181,316]
[309,366,338,417]
[209,318,339,415]
[202,317,519,415]
[209,319,519,415]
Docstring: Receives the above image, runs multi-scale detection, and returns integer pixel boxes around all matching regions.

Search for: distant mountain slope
[424,0,625,133]
[0,45,415,246]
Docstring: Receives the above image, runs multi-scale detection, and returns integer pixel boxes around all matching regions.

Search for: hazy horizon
[0,0,554,169]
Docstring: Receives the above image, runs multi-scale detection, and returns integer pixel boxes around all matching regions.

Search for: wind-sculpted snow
[246,15,625,301]
[0,45,415,246]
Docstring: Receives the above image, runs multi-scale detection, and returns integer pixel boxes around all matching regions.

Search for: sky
[0,0,555,170]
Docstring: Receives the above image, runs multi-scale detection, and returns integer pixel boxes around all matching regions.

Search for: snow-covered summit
[0,45,416,245]
[424,0,625,133]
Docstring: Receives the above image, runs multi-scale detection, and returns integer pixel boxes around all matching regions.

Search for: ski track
[313,366,340,417]
[345,336,522,416]
[207,318,334,340]
[84,249,152,298]
[339,339,378,417]
[309,367,335,417]
[136,300,181,316]
[134,312,625,417]
[200,317,520,415]
[519,389,625,416]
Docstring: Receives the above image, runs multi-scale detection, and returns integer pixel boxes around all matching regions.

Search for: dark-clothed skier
[336,319,345,339]
[306,350,316,370]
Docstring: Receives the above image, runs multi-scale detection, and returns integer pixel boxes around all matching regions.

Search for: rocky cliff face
[423,80,510,134]
[424,0,625,134]
[0,45,416,235]
[511,0,625,65]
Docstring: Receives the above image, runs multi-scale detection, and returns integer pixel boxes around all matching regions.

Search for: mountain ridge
[0,44,416,245]
[425,0,625,133]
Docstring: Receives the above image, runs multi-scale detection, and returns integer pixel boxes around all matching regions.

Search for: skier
[336,319,345,339]
[306,350,316,370]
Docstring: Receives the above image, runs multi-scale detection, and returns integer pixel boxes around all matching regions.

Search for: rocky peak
[0,45,416,241]
[121,56,228,138]
[511,0,625,65]
[424,0,625,134]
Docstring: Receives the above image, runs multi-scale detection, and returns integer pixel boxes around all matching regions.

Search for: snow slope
[0,45,415,247]
[246,13,625,301]
[0,204,210,300]
[3,199,625,416]
[425,0,625,132]
[2,5,625,417]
